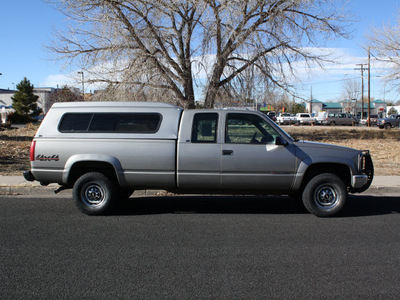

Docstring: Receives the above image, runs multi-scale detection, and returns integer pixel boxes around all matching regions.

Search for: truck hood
[294,140,359,154]
[292,140,362,172]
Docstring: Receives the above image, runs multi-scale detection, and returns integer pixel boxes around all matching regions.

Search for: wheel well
[68,161,119,186]
[302,163,351,189]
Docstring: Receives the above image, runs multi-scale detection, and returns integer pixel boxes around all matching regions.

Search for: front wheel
[73,172,118,215]
[302,173,347,217]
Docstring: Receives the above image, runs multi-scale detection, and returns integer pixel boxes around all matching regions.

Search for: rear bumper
[23,171,35,182]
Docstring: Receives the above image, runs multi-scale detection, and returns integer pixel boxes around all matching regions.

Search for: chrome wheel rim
[82,184,105,206]
[314,185,338,209]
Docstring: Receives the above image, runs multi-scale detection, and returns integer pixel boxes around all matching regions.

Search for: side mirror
[275,136,288,146]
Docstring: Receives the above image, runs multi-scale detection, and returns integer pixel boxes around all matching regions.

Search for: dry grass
[0,124,38,175]
[0,124,398,176]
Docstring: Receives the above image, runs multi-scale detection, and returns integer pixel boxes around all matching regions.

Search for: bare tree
[48,0,349,108]
[45,85,83,112]
[341,79,361,114]
[91,82,178,103]
[341,79,360,100]
[366,14,400,90]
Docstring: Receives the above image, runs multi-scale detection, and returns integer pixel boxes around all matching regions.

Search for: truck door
[221,112,297,191]
[177,112,222,190]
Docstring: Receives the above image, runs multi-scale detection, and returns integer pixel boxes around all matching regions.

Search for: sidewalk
[1,175,399,196]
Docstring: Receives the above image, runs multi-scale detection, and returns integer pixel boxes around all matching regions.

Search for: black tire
[384,123,391,130]
[73,172,118,215]
[302,173,347,217]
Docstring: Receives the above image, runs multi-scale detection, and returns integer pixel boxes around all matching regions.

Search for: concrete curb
[0,185,166,197]
[1,175,399,197]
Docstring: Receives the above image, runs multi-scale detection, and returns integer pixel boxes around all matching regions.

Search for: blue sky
[1,0,400,103]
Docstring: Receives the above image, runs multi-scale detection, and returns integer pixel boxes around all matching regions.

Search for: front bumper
[351,175,368,189]
[350,151,374,193]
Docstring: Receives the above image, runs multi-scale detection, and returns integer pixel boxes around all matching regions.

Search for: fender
[292,149,358,191]
[62,154,126,187]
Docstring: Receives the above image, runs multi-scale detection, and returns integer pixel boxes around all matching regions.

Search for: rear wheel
[73,172,118,215]
[302,173,347,217]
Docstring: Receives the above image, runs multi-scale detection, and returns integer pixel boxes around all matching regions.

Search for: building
[304,99,388,118]
[0,87,55,112]
[0,88,16,108]
[33,87,56,114]
[0,87,82,114]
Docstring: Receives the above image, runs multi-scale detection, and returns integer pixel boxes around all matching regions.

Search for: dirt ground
[0,124,398,176]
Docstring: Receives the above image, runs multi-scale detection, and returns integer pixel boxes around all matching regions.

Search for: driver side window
[225,113,278,144]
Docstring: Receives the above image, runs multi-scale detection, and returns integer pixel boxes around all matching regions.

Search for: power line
[294,74,383,87]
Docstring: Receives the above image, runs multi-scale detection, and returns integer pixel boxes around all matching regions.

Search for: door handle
[222,150,233,156]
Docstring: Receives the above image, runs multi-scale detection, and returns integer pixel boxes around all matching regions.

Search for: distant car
[266,112,277,122]
[360,115,379,126]
[323,113,359,126]
[296,113,315,125]
[276,113,295,125]
[313,111,328,125]
[377,114,400,129]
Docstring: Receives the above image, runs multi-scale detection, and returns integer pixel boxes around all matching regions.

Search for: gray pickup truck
[24,102,373,217]
[377,114,400,129]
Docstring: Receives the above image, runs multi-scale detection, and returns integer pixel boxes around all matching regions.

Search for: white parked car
[276,113,295,125]
[313,111,328,125]
[296,113,315,125]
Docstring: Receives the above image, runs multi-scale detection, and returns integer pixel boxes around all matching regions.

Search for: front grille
[360,151,374,180]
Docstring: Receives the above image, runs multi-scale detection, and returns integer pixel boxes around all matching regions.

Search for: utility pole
[78,71,84,98]
[368,49,371,127]
[310,87,313,115]
[355,63,368,119]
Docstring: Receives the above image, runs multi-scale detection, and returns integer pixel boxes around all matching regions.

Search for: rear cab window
[58,113,162,133]
[191,113,218,143]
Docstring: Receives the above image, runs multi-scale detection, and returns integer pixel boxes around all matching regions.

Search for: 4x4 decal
[36,155,60,162]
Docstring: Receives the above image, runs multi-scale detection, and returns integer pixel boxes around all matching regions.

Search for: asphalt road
[1,193,400,299]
